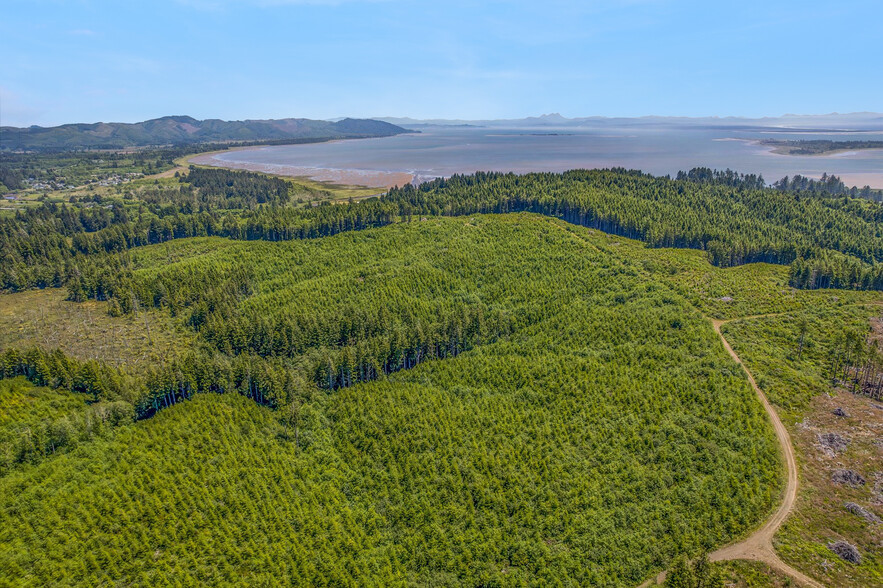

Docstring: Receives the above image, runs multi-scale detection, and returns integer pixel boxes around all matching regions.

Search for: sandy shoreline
[719,139,883,188]
[737,138,883,158]
[831,173,883,189]
[767,145,883,157]
[189,150,414,189]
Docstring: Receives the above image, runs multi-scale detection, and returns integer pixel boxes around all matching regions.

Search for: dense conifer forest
[6,167,883,297]
[2,162,882,586]
[2,216,785,586]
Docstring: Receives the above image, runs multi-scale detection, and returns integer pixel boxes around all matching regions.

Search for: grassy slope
[0,288,193,372]
[585,229,880,321]
[0,214,783,587]
[717,560,796,587]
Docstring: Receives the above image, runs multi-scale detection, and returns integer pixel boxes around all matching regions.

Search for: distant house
[3,195,17,201]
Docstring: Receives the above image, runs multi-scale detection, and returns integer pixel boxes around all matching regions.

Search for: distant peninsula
[760,139,883,156]
[0,115,410,151]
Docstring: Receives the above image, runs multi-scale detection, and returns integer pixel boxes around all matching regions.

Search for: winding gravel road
[707,318,822,588]
[639,316,823,588]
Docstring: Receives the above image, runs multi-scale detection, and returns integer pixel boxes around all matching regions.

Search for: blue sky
[2,0,881,126]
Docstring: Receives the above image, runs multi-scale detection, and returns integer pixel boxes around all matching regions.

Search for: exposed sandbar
[189,151,413,189]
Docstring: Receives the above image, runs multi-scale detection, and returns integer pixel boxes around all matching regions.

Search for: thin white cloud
[69,29,96,36]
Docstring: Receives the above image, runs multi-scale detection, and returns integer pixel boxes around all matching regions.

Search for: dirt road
[551,224,823,586]
[530,221,823,587]
[151,166,187,179]
[706,318,823,588]
[639,315,823,588]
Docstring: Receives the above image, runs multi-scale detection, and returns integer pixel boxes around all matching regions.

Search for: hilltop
[0,116,409,151]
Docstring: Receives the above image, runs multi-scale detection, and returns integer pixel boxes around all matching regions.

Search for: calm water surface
[196,126,883,188]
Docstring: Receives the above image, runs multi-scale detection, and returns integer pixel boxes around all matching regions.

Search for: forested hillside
[0,116,408,151]
[0,215,783,586]
[382,171,883,288]
[2,162,883,586]
[5,168,883,297]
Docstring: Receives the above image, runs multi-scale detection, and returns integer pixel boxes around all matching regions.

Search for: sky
[1,0,882,126]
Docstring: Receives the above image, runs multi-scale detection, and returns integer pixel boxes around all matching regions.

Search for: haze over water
[195,125,883,189]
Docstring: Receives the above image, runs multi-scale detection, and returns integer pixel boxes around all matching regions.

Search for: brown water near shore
[189,152,413,189]
[834,172,883,189]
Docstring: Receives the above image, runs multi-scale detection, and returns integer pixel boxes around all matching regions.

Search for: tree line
[773,172,882,200]
[5,167,883,294]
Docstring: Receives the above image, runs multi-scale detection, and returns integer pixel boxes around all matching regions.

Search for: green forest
[2,161,882,586]
[761,139,883,156]
[6,167,883,297]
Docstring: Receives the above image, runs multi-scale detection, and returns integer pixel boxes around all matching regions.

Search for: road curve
[548,224,823,587]
[706,318,823,588]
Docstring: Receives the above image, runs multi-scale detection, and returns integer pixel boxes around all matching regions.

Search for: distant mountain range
[5,112,881,152]
[377,112,883,132]
[0,116,409,151]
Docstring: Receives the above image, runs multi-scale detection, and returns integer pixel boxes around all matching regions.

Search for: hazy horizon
[5,110,883,129]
